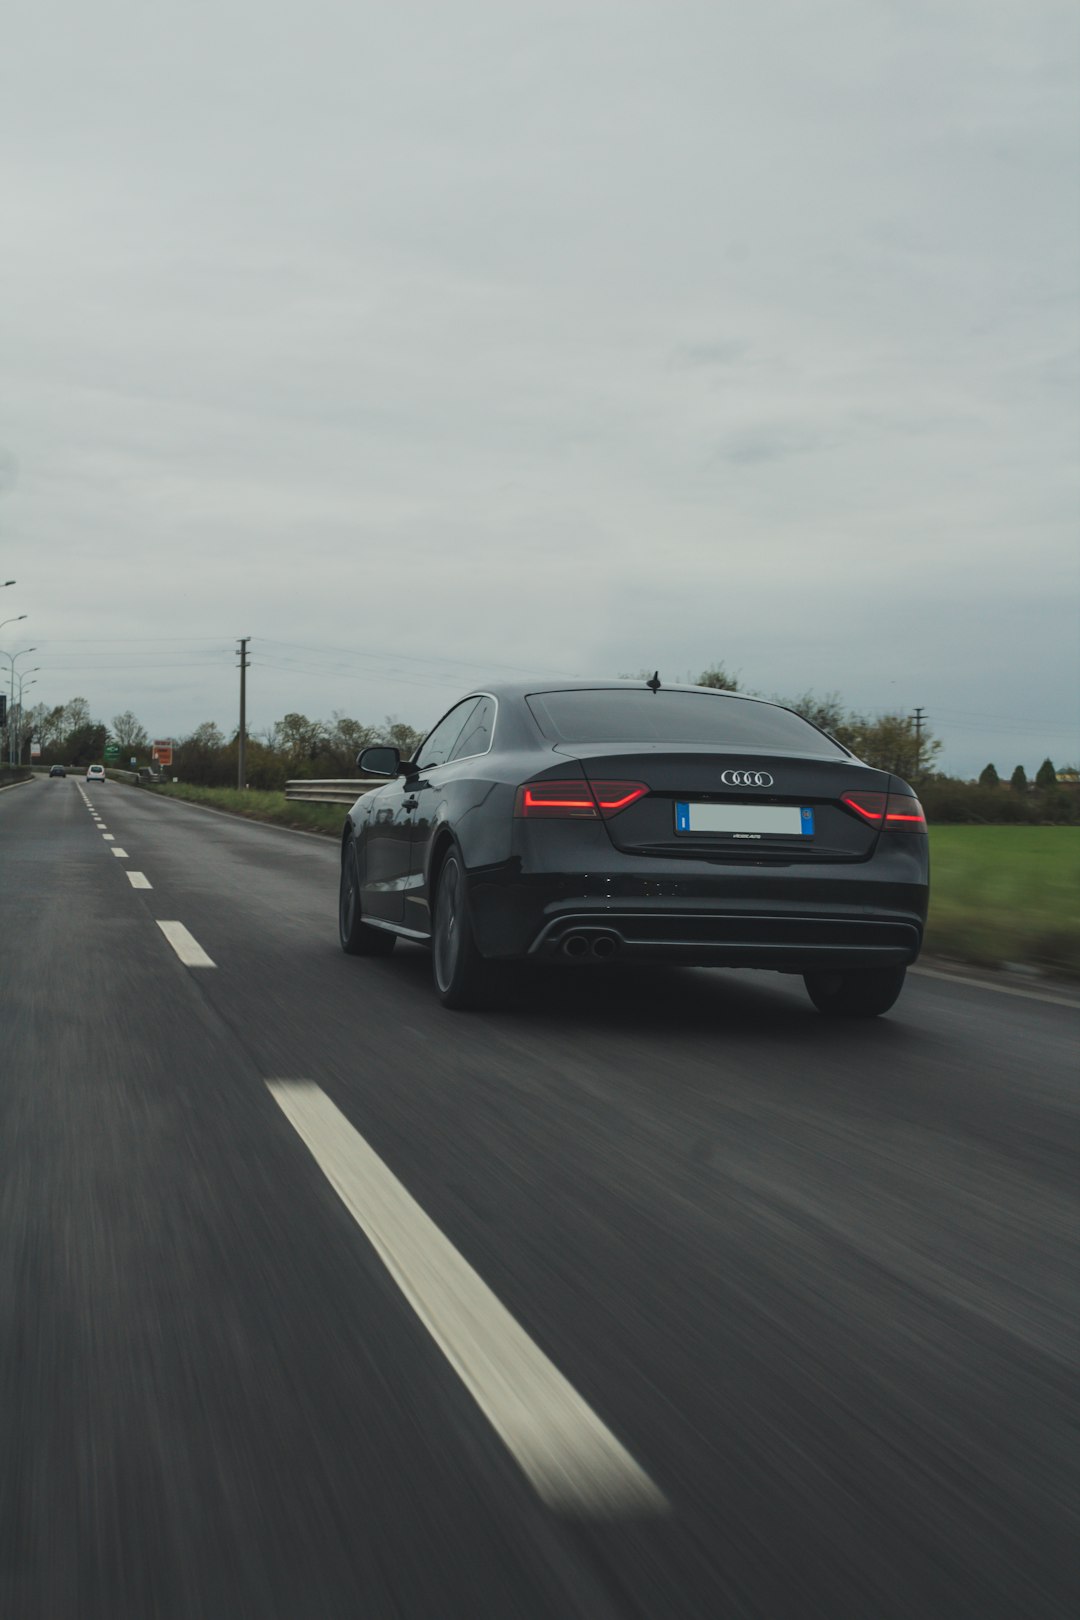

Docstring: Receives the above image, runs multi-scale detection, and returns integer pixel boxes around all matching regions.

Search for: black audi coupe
[339,679,929,1015]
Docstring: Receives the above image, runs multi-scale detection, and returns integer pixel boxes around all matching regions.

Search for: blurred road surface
[2,776,1077,1618]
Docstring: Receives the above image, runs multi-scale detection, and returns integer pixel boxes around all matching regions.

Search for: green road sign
[103,743,120,760]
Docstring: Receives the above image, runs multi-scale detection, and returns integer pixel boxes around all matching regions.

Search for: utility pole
[237,637,250,790]
[910,706,926,780]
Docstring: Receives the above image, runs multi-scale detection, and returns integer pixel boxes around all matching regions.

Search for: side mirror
[357,745,401,778]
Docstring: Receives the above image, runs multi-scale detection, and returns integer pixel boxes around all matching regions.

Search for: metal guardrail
[285,778,381,805]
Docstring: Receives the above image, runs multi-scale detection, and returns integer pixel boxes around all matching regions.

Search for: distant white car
[85,764,106,783]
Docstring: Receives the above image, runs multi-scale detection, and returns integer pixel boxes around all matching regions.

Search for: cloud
[674,341,748,369]
[0,0,1076,776]
[709,426,826,467]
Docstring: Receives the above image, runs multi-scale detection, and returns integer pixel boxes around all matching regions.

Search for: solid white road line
[911,964,1080,1010]
[266,1080,667,1518]
[111,848,128,858]
[126,872,152,889]
[156,921,216,968]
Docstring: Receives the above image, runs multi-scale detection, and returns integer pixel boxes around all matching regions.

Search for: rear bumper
[466,841,928,971]
[526,910,920,969]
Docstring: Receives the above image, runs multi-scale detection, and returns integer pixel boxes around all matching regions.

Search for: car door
[367,700,478,933]
[359,776,419,926]
[406,696,496,933]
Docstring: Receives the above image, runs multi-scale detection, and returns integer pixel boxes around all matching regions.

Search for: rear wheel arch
[426,825,458,912]
[430,842,492,1008]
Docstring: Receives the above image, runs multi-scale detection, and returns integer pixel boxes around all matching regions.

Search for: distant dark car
[339,680,929,1016]
[49,764,66,778]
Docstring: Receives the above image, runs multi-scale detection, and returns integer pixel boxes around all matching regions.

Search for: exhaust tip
[562,934,590,959]
[592,935,617,960]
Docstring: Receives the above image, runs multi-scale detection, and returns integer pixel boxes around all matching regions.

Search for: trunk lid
[553,743,887,862]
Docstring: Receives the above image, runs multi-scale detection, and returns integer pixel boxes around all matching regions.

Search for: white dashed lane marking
[156,921,215,968]
[266,1080,668,1518]
[126,872,152,889]
[111,848,128,858]
[102,833,114,841]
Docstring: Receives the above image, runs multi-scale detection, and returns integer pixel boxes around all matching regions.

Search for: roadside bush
[920,776,1038,825]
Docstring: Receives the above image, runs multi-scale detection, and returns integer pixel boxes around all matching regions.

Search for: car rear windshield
[526,689,848,756]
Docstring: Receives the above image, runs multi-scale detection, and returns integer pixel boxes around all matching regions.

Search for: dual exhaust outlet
[559,931,620,962]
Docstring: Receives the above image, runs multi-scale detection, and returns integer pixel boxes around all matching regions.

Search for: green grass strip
[926,826,1080,979]
[146,782,347,838]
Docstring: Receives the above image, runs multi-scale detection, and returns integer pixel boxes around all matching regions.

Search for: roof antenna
[646,670,661,693]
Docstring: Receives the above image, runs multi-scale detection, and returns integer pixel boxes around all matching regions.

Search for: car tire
[803,964,907,1017]
[431,848,490,1009]
[339,842,395,956]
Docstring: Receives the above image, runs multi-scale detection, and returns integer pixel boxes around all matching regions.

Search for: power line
[252,657,470,696]
[30,636,237,645]
[257,637,575,681]
[26,660,229,671]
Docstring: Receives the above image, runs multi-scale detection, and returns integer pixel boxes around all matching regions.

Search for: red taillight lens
[841,791,886,825]
[515,781,598,819]
[514,779,649,820]
[592,781,649,816]
[884,793,926,829]
[840,790,926,830]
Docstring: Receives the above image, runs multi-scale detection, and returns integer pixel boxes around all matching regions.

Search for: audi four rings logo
[722,769,774,787]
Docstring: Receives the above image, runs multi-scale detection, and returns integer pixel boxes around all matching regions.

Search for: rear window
[526,689,847,757]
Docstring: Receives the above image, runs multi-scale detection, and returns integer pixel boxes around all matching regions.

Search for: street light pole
[13,670,39,765]
[1,648,37,766]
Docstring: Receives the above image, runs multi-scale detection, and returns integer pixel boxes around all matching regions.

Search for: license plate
[674,802,815,838]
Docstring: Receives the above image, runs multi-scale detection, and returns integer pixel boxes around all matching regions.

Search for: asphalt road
[2,775,1077,1619]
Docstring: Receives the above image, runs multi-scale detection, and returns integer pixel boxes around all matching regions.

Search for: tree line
[12,677,1078,823]
[691,667,1078,824]
[15,698,423,791]
[174,713,424,790]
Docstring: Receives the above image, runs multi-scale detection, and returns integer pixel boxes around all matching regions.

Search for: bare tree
[112,710,149,751]
[381,717,423,759]
[694,664,740,691]
[62,696,92,732]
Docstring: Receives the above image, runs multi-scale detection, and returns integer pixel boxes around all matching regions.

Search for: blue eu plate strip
[801,807,815,835]
[675,802,691,832]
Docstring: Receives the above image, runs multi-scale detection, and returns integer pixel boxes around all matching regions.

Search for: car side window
[448,696,495,762]
[417,699,480,770]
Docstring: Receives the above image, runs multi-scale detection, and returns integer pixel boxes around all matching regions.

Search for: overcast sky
[2,0,1077,775]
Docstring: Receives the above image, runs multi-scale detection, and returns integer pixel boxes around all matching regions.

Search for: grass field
[144,786,1080,980]
[146,782,347,838]
[926,826,1080,979]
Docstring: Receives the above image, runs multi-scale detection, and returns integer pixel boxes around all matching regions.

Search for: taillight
[884,793,926,829]
[840,790,926,830]
[591,782,650,816]
[840,791,886,825]
[514,779,649,820]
